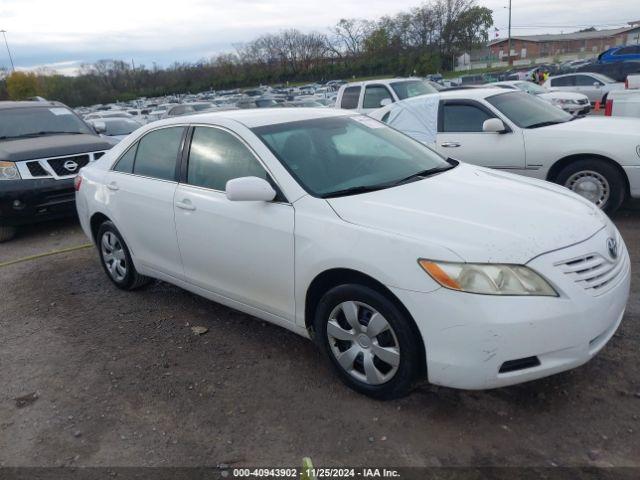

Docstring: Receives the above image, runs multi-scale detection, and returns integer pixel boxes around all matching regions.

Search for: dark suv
[0,101,116,241]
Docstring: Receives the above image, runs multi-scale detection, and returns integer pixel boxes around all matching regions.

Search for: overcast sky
[0,0,636,74]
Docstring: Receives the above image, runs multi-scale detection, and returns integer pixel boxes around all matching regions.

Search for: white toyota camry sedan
[75,108,630,399]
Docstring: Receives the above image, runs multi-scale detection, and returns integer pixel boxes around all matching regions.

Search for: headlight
[0,161,21,180]
[418,259,557,296]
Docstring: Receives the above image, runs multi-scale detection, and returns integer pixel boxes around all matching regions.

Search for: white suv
[335,78,438,113]
[76,108,629,399]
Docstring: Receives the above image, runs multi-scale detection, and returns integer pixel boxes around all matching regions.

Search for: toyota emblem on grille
[63,160,79,172]
[607,237,618,260]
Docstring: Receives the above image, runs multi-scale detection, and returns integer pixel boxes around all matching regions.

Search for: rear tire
[0,226,17,242]
[97,221,150,290]
[313,284,422,400]
[555,158,625,213]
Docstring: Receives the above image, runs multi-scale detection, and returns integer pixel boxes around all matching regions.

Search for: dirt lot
[1,208,639,471]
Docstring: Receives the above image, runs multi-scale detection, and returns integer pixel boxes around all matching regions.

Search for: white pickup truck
[605,74,640,118]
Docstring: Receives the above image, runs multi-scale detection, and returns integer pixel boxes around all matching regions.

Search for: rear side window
[441,104,493,133]
[340,86,361,109]
[132,127,184,181]
[550,76,575,87]
[363,85,393,109]
[113,144,137,173]
[187,127,267,191]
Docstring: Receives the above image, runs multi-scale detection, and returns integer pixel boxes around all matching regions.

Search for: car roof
[0,100,67,110]
[343,78,424,88]
[153,107,355,128]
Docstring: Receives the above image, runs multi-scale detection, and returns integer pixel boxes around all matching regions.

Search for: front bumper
[0,178,76,226]
[391,228,630,390]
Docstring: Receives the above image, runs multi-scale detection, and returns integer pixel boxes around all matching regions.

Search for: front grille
[555,240,625,295]
[26,161,50,177]
[46,154,90,176]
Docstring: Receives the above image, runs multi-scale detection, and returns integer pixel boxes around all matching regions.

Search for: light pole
[507,0,512,65]
[1,30,15,72]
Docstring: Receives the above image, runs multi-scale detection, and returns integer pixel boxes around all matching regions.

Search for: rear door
[435,99,526,171]
[173,125,295,320]
[104,126,186,278]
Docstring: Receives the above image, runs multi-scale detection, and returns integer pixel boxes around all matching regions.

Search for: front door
[435,100,526,172]
[173,125,295,321]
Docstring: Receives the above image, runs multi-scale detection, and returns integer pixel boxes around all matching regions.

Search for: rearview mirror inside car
[482,118,507,133]
[225,176,276,202]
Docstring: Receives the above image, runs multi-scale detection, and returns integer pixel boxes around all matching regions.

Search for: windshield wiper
[0,131,84,140]
[321,185,389,198]
[389,164,455,187]
[526,121,566,129]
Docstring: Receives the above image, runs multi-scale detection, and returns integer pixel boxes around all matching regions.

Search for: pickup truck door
[434,99,526,172]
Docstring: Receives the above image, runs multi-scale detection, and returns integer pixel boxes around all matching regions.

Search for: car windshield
[515,82,547,94]
[103,119,141,135]
[0,107,93,140]
[191,103,213,111]
[486,91,572,129]
[390,80,438,100]
[252,115,453,197]
[595,74,616,84]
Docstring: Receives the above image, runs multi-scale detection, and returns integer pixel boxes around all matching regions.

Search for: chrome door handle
[175,200,196,211]
[440,142,461,148]
[107,182,119,191]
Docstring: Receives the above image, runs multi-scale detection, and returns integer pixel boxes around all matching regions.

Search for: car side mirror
[482,118,507,133]
[380,98,393,107]
[593,82,601,88]
[93,121,106,134]
[225,176,276,202]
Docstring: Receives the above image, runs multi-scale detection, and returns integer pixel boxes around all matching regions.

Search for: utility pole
[0,30,15,72]
[507,0,512,65]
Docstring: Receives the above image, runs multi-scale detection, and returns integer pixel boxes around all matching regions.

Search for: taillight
[604,99,613,116]
[74,175,83,191]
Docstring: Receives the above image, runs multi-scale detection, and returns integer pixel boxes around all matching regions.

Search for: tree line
[0,0,492,107]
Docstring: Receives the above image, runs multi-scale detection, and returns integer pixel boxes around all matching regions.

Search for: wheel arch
[304,268,427,375]
[546,153,630,195]
[89,211,112,244]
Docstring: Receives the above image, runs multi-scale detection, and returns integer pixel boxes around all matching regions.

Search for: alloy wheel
[101,231,127,282]
[326,301,400,385]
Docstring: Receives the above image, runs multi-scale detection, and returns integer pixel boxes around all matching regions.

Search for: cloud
[0,0,637,73]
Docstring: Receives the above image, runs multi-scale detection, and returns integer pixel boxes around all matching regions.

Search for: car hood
[541,116,640,135]
[0,134,116,162]
[326,163,605,264]
[538,91,588,101]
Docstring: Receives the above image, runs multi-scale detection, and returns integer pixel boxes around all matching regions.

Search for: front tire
[314,284,422,400]
[555,158,625,213]
[97,221,150,290]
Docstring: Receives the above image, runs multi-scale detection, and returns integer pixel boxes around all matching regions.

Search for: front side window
[340,86,361,109]
[576,75,600,87]
[363,86,393,109]
[441,104,493,133]
[390,80,438,100]
[187,127,267,191]
[253,116,451,198]
[486,92,571,129]
[132,127,184,181]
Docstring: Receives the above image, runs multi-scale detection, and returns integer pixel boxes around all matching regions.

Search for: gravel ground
[1,207,639,471]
